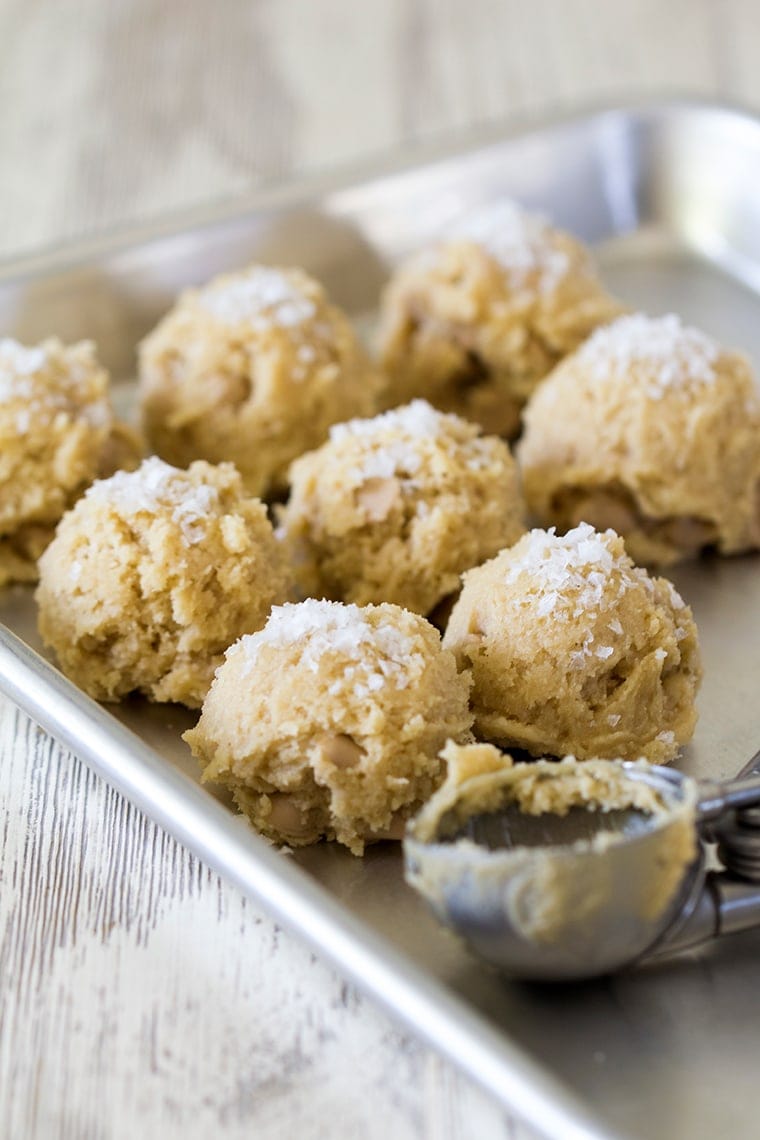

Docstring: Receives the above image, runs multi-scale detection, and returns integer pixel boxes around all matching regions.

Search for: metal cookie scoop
[403,744,760,981]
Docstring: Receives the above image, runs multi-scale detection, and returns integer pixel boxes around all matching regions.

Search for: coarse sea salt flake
[535,593,557,617]
[580,313,719,397]
[506,522,630,622]
[240,600,423,694]
[0,338,48,376]
[201,267,317,329]
[347,441,422,483]
[451,200,571,292]
[331,400,454,445]
[665,580,687,611]
[0,340,108,438]
[86,456,220,545]
[330,399,488,486]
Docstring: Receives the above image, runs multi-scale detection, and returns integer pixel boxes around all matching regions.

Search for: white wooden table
[1,3,759,1136]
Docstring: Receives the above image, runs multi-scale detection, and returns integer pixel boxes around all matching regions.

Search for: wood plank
[0,697,518,1138]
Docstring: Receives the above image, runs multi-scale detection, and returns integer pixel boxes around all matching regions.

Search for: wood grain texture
[0,698,519,1140]
[1,2,759,1137]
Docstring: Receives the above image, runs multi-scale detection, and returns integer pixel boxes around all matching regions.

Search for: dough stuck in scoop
[36,457,292,707]
[518,312,760,565]
[279,399,526,615]
[378,200,623,438]
[138,264,381,498]
[0,337,137,585]
[443,523,702,763]
[183,599,474,854]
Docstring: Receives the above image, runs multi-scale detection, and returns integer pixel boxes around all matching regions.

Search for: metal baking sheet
[1,101,759,1140]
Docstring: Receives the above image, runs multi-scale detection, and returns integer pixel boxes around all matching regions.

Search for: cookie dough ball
[0,337,127,585]
[279,399,526,615]
[443,523,701,763]
[37,457,292,707]
[378,201,623,437]
[184,599,474,854]
[139,265,381,498]
[518,313,760,565]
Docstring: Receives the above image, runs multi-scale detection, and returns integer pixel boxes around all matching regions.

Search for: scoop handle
[653,871,760,957]
[697,748,760,822]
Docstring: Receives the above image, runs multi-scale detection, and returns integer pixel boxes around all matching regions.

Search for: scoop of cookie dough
[378,201,623,437]
[279,399,526,616]
[0,337,135,586]
[183,599,474,854]
[139,265,381,498]
[518,313,760,565]
[443,523,701,763]
[36,457,292,707]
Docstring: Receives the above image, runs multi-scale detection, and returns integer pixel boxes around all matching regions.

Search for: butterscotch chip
[518,313,760,565]
[184,599,474,854]
[443,523,702,764]
[315,733,366,769]
[266,794,314,839]
[279,400,526,615]
[378,201,622,437]
[36,457,292,707]
[138,265,381,498]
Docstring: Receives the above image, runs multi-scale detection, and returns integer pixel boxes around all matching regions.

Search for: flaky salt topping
[578,314,720,398]
[0,337,110,432]
[330,399,496,481]
[450,200,572,292]
[0,337,109,435]
[85,457,220,545]
[199,266,319,330]
[240,599,425,697]
[503,522,648,628]
[0,338,49,380]
[331,399,457,444]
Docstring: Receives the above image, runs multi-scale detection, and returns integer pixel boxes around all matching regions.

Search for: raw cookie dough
[183,599,474,854]
[139,265,381,498]
[279,399,526,615]
[378,200,623,437]
[411,744,678,841]
[442,523,701,763]
[405,745,697,976]
[36,457,292,707]
[518,313,760,565]
[0,337,131,586]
